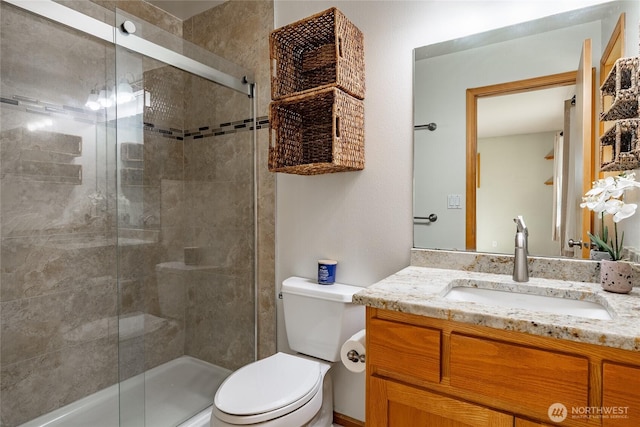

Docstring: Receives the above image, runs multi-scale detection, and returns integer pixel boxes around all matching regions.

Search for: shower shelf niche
[1,127,83,184]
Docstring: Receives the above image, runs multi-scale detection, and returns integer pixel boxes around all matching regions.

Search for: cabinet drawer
[367,317,441,384]
[603,362,640,427]
[450,333,588,419]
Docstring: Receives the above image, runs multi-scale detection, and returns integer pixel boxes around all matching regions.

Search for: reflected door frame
[465,71,579,251]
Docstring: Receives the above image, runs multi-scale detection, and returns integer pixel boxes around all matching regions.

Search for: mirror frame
[465,71,578,251]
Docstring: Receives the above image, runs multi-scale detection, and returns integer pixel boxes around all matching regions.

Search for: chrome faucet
[513,216,529,282]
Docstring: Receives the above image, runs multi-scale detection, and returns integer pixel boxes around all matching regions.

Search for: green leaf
[588,233,615,259]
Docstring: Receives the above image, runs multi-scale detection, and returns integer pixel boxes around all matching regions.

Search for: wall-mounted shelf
[600,57,639,121]
[599,118,640,171]
[544,149,554,160]
[268,8,365,175]
[268,87,364,175]
[269,7,365,101]
[598,57,640,171]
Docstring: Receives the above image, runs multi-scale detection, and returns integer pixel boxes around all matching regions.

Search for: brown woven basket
[600,57,640,121]
[270,7,365,101]
[600,118,640,171]
[269,87,364,175]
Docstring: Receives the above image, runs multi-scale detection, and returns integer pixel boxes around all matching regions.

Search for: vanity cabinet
[602,363,640,426]
[369,376,512,426]
[366,308,640,426]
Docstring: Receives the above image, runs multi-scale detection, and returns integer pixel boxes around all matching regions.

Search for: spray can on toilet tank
[317,259,337,285]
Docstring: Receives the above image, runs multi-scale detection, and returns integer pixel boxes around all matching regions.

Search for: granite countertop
[353,265,640,352]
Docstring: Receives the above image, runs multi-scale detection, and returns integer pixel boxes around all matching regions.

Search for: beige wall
[273,0,614,421]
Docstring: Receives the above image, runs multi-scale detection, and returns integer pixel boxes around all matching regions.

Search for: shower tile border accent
[143,115,269,141]
[1,94,269,142]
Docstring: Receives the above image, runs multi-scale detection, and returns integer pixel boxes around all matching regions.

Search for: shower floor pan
[19,356,230,427]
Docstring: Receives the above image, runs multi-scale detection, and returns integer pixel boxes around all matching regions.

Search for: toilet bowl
[210,277,364,427]
[211,353,331,427]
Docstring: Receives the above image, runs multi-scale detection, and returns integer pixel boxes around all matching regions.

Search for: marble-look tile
[183,0,275,360]
[191,227,254,274]
[1,2,113,109]
[1,336,118,427]
[89,0,183,37]
[119,277,145,315]
[185,180,253,230]
[144,317,185,371]
[151,268,186,321]
[1,2,275,424]
[160,179,184,227]
[1,281,117,365]
[137,133,184,186]
[185,271,255,371]
[184,134,253,184]
[256,129,276,358]
[0,237,116,302]
[117,240,161,280]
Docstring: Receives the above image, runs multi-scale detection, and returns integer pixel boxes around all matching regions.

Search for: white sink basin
[443,280,613,320]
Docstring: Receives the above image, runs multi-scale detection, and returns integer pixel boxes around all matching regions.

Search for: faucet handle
[514,216,527,233]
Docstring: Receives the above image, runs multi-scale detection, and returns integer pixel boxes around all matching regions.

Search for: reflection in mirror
[413,0,640,258]
[476,84,575,257]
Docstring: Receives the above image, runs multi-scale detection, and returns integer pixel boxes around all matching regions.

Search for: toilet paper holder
[346,349,365,363]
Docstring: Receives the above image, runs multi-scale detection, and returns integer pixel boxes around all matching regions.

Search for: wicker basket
[600,118,640,171]
[269,87,364,175]
[600,57,640,121]
[270,7,365,101]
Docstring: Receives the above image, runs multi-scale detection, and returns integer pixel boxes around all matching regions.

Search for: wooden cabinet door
[603,363,640,427]
[516,418,555,427]
[368,377,513,427]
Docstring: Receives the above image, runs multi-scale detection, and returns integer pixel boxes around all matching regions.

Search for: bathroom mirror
[413,0,640,258]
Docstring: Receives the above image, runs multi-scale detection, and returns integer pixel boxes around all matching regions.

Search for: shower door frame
[3,0,254,96]
[2,0,259,424]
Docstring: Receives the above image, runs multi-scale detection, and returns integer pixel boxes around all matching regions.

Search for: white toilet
[210,276,365,427]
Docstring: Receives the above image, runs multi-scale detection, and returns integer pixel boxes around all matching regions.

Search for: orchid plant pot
[590,249,613,261]
[600,260,633,294]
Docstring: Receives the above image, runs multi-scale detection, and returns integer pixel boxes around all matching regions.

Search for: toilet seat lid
[214,352,322,417]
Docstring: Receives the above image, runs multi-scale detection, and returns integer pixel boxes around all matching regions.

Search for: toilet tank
[282,277,365,362]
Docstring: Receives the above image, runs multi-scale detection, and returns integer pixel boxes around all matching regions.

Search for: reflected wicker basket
[600,57,640,121]
[600,118,640,171]
[270,7,365,101]
[268,87,364,175]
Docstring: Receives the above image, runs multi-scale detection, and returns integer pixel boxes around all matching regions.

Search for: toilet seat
[213,353,322,425]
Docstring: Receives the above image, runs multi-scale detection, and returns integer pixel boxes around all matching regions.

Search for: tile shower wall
[0,2,119,424]
[1,0,267,425]
[184,0,276,361]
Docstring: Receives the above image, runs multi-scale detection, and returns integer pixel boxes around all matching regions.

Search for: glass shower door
[113,9,256,427]
[0,2,119,426]
[0,1,255,425]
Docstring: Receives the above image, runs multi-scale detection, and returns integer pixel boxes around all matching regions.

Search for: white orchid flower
[582,172,639,260]
[613,202,637,223]
[604,199,623,215]
[614,173,640,191]
[580,195,606,213]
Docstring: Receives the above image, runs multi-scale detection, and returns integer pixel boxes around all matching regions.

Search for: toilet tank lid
[282,277,363,302]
